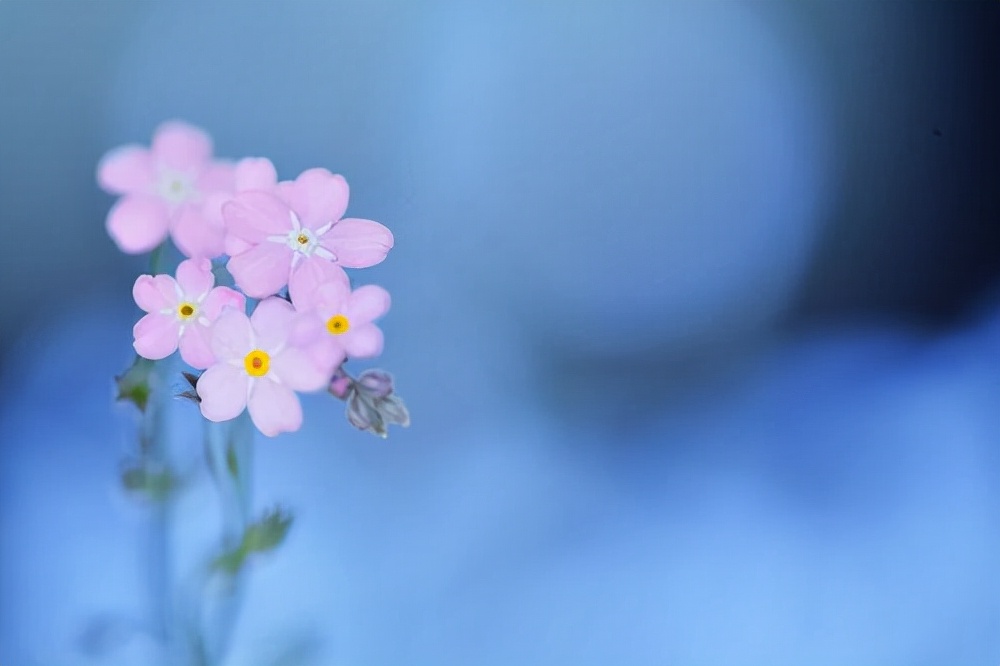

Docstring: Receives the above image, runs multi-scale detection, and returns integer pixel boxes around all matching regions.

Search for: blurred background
[1,1,999,664]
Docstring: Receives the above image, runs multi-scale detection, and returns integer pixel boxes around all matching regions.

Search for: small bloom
[342,370,410,438]
[290,272,391,369]
[194,157,280,260]
[223,168,393,298]
[328,368,353,400]
[98,121,235,256]
[196,298,329,437]
[132,258,245,369]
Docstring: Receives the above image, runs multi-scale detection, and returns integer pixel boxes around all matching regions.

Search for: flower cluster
[100,121,406,437]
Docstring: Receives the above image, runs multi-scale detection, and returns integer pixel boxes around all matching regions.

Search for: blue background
[1,1,999,664]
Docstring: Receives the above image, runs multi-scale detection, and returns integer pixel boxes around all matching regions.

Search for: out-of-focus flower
[336,369,410,438]
[132,258,245,369]
[97,120,235,256]
[196,298,329,437]
[290,273,390,369]
[192,157,280,259]
[223,168,393,298]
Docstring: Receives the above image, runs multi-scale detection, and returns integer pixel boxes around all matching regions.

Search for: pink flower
[98,121,235,256]
[196,298,330,437]
[223,168,393,298]
[197,157,280,259]
[132,258,246,369]
[290,272,391,368]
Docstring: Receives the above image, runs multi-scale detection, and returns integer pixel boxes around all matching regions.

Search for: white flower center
[268,210,337,267]
[157,170,198,205]
[160,284,210,335]
[285,227,319,255]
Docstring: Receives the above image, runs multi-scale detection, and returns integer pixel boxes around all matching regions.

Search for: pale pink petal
[152,121,212,171]
[175,258,214,300]
[133,274,179,313]
[202,191,230,224]
[308,279,351,321]
[345,285,391,324]
[197,363,249,423]
[224,235,254,257]
[284,306,328,348]
[247,379,302,437]
[270,346,331,392]
[106,195,171,254]
[133,313,181,360]
[274,180,295,205]
[201,287,246,320]
[299,333,346,373]
[234,157,278,192]
[249,297,296,352]
[195,161,236,195]
[97,145,154,195]
[210,309,253,362]
[343,324,384,359]
[288,169,349,229]
[320,218,393,268]
[287,258,349,309]
[178,323,216,370]
[227,242,292,299]
[223,191,294,243]
[172,203,226,259]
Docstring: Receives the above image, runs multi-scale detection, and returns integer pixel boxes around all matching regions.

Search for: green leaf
[212,549,247,575]
[121,462,178,501]
[243,507,294,553]
[115,356,156,413]
[212,506,294,574]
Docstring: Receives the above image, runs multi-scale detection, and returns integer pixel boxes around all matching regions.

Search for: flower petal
[321,218,393,268]
[152,121,212,171]
[345,285,391,324]
[287,169,349,229]
[249,297,296,352]
[310,279,351,320]
[201,286,246,320]
[210,309,253,362]
[195,161,236,194]
[97,145,154,195]
[270,346,331,392]
[133,274,179,313]
[223,191,294,243]
[133,313,181,360]
[178,323,216,370]
[234,157,278,192]
[287,258,349,310]
[172,203,226,259]
[301,337,347,376]
[175,258,214,300]
[227,242,292,299]
[106,195,171,254]
[197,363,249,423]
[343,324,384,359]
[224,234,254,257]
[247,379,302,437]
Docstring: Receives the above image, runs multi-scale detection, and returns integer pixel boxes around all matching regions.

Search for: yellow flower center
[297,233,309,246]
[243,349,270,377]
[326,314,350,335]
[178,302,196,319]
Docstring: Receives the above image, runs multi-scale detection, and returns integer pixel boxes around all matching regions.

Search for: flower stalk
[100,120,409,665]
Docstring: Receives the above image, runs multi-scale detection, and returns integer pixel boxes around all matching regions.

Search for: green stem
[140,357,176,662]
[195,411,256,664]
